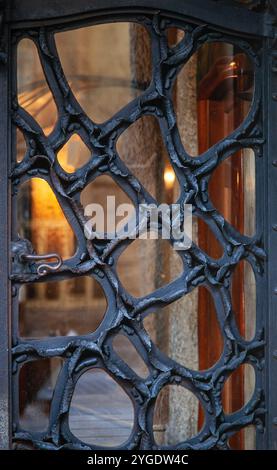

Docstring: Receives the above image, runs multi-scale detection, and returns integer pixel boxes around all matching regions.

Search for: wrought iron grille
[9,7,268,450]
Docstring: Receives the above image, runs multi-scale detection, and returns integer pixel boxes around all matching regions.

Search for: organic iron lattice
[11,12,266,450]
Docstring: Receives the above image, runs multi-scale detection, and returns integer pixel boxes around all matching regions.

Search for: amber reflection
[197,42,255,449]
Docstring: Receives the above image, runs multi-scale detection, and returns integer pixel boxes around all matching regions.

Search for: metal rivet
[274,288,277,295]
[273,160,277,167]
[273,350,277,359]
[273,417,277,426]
[273,93,277,101]
[273,224,277,231]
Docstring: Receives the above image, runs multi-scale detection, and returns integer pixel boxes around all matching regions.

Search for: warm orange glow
[164,167,176,189]
[229,61,236,68]
[57,144,75,173]
[31,178,74,257]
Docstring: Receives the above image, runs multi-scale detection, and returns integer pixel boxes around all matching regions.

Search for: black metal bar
[0,1,11,449]
[9,0,267,37]
[265,33,277,450]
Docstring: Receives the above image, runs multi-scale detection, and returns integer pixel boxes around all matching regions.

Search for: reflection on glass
[223,364,256,449]
[228,425,256,451]
[117,115,179,202]
[113,334,148,378]
[145,286,222,372]
[17,39,58,135]
[19,277,107,338]
[117,237,183,298]
[69,368,134,447]
[19,358,62,432]
[176,42,254,157]
[153,385,201,445]
[209,149,255,237]
[196,216,223,259]
[14,23,257,450]
[232,260,256,341]
[17,178,76,259]
[190,43,256,450]
[80,175,135,238]
[57,134,91,173]
[166,28,185,48]
[222,363,255,414]
[55,23,152,123]
[197,42,254,152]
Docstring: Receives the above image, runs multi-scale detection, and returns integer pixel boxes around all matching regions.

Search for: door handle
[20,252,63,276]
[11,238,63,277]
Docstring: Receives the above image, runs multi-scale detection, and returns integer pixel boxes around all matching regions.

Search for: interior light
[164,167,176,189]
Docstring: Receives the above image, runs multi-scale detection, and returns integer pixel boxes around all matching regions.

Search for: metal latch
[11,238,63,277]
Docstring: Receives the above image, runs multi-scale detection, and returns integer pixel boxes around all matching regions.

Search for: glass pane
[55,23,151,123]
[69,369,134,447]
[19,358,62,432]
[113,334,149,378]
[14,21,258,452]
[222,364,256,449]
[153,385,202,446]
[166,27,185,48]
[145,286,222,372]
[209,149,255,236]
[19,277,107,338]
[175,42,254,157]
[81,175,135,239]
[117,115,179,203]
[17,178,76,259]
[196,217,224,259]
[57,134,91,173]
[231,260,256,341]
[117,237,183,298]
[17,39,58,135]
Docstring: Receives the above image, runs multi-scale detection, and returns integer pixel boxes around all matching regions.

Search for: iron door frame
[0,0,276,450]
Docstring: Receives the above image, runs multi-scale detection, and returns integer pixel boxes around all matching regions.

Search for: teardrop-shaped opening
[117,115,180,203]
[16,129,27,163]
[222,363,255,415]
[209,149,255,236]
[57,134,91,173]
[55,22,151,123]
[19,358,63,432]
[17,178,76,259]
[117,236,183,297]
[153,384,202,445]
[69,368,134,447]
[81,175,135,239]
[19,276,107,338]
[166,28,185,48]
[17,38,58,135]
[195,216,224,259]
[231,260,256,341]
[113,334,148,378]
[174,42,254,157]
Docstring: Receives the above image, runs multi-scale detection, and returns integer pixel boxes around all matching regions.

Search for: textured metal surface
[4,2,272,451]
[0,0,10,450]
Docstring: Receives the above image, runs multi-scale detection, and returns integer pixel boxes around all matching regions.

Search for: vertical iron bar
[0,3,11,449]
[266,33,277,450]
